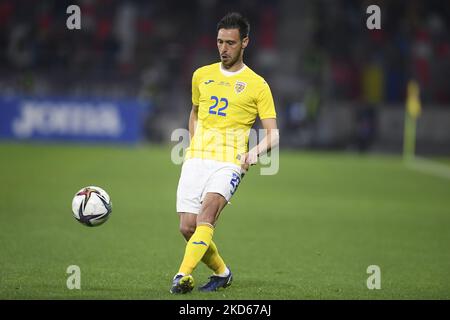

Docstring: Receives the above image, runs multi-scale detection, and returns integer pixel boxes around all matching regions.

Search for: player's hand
[241,163,250,177]
[237,152,258,176]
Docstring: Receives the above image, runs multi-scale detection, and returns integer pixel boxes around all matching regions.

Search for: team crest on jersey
[234,81,247,94]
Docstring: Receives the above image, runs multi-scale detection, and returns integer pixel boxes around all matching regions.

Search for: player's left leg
[194,163,241,291]
[177,193,227,277]
[195,193,233,292]
[179,213,228,276]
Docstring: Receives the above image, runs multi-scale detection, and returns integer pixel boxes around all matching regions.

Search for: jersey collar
[219,63,247,77]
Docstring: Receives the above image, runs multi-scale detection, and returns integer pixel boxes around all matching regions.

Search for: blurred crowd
[0,0,449,144]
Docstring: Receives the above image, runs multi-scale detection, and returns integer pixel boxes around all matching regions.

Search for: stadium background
[0,0,449,299]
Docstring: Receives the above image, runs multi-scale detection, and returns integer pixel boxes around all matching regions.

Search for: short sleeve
[192,69,200,106]
[256,80,277,119]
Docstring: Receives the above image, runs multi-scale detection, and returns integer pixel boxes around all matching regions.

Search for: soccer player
[171,12,279,294]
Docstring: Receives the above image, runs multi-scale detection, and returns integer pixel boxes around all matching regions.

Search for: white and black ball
[71,186,112,227]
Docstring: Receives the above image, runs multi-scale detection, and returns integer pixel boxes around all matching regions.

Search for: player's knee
[179,224,195,240]
[199,193,225,225]
[204,193,226,210]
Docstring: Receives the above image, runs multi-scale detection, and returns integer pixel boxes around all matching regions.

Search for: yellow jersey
[185,62,276,165]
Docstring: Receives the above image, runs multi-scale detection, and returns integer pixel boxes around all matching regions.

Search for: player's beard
[221,49,242,69]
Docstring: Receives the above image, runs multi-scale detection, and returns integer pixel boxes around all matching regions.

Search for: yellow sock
[201,240,227,275]
[178,224,214,275]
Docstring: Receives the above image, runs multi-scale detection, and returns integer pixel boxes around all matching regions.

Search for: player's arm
[241,118,279,168]
[189,104,199,140]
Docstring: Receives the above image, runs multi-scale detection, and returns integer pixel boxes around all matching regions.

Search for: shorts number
[230,172,241,195]
[209,96,228,117]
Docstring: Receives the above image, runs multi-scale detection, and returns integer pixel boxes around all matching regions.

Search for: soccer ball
[71,186,112,227]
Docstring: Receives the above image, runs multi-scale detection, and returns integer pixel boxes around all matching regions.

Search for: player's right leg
[172,159,231,294]
[170,213,196,294]
[178,212,196,241]
[173,159,226,293]
[171,158,206,294]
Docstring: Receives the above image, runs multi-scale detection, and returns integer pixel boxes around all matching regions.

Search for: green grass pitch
[0,142,449,299]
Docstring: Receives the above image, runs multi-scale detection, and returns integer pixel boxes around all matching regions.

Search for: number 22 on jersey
[209,96,228,117]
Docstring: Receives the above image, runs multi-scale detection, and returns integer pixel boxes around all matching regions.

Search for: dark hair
[217,12,250,40]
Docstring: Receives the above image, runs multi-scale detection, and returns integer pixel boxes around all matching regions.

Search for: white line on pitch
[405,157,450,180]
